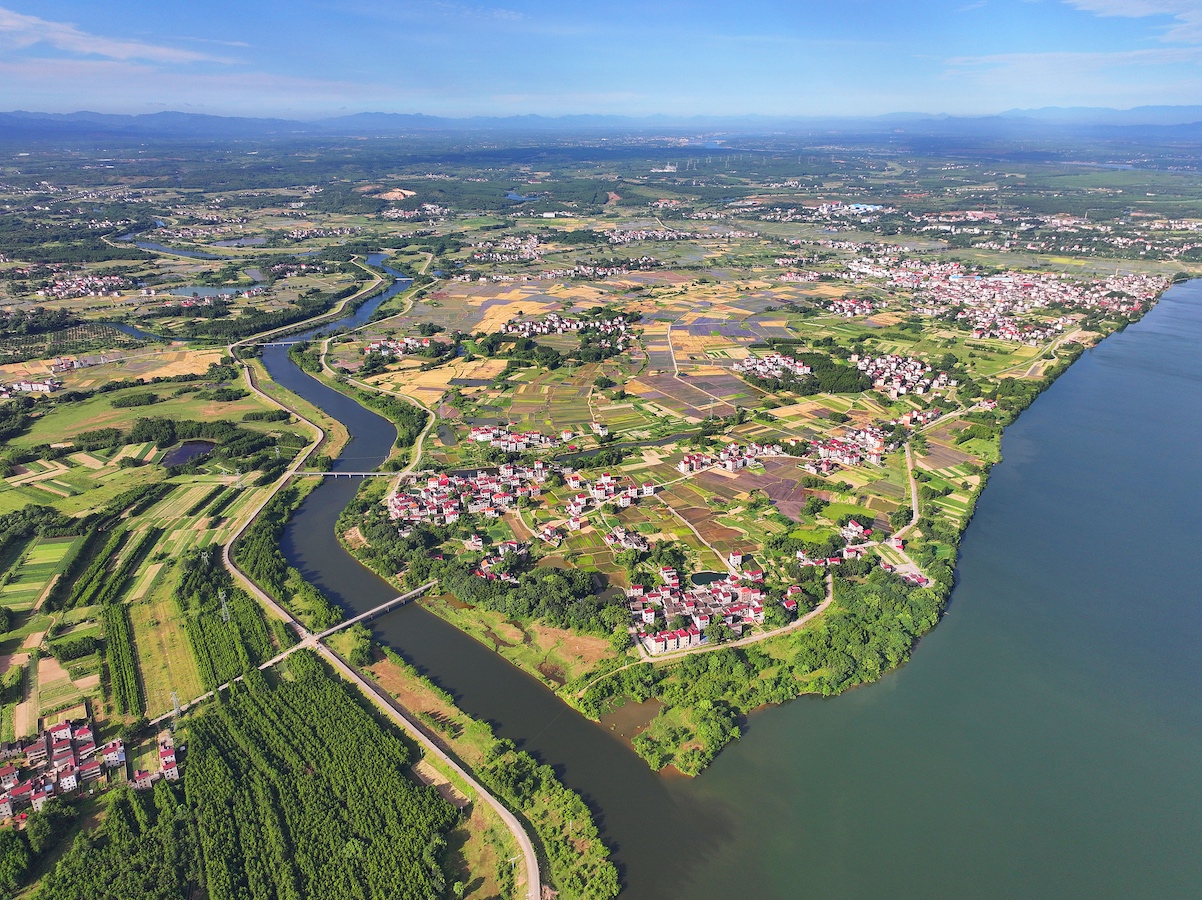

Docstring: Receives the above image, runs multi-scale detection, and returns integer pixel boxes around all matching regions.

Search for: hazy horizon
[3,1,1202,118]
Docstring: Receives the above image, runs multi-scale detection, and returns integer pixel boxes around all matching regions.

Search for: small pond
[161,440,217,467]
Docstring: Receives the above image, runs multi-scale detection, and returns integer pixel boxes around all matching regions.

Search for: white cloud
[0,6,223,63]
[944,44,1202,106]
[1063,0,1202,43]
[0,56,438,116]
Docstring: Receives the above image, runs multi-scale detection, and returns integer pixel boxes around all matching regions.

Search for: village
[0,705,180,822]
[853,354,953,399]
[501,311,634,344]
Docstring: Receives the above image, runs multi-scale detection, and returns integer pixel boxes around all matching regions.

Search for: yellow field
[368,356,509,406]
[0,346,224,388]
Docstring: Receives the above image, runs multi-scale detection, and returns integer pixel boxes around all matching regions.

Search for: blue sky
[1,1,1201,117]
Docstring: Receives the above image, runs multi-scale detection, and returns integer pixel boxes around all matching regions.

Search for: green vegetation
[0,798,77,897]
[371,647,619,900]
[36,654,459,900]
[186,654,456,900]
[102,604,142,715]
[178,551,274,690]
[235,485,342,630]
[580,571,948,771]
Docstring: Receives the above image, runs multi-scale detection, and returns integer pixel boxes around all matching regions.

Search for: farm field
[11,382,285,449]
[0,536,79,613]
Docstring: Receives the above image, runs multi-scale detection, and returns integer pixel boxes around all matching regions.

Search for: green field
[12,383,285,449]
[0,536,80,612]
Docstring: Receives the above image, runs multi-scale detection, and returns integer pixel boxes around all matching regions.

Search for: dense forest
[0,218,145,263]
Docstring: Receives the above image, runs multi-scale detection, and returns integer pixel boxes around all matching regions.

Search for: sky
[0,1,1201,118]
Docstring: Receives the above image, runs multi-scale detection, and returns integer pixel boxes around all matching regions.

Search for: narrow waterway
[263,267,1202,899]
[262,259,728,890]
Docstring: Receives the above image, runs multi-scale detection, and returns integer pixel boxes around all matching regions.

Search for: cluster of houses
[466,538,528,583]
[853,354,952,399]
[268,262,331,277]
[468,424,562,452]
[0,713,161,818]
[365,336,446,358]
[603,526,649,552]
[561,470,657,531]
[471,234,545,262]
[808,436,873,468]
[963,315,1064,344]
[0,378,62,397]
[735,352,812,382]
[386,462,550,525]
[382,204,451,220]
[608,228,698,244]
[502,311,633,342]
[49,356,95,374]
[891,407,942,429]
[779,271,820,283]
[675,442,785,477]
[758,202,892,225]
[808,425,890,467]
[467,257,659,283]
[161,295,221,309]
[827,297,878,317]
[36,274,130,300]
[795,522,894,569]
[839,257,1165,344]
[631,566,770,654]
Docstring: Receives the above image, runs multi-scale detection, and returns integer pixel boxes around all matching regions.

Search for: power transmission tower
[219,589,229,623]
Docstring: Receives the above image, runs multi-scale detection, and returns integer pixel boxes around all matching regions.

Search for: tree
[804,496,829,518]
[705,623,735,645]
[25,797,76,855]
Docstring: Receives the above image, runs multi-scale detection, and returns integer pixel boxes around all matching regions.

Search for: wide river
[261,274,1202,899]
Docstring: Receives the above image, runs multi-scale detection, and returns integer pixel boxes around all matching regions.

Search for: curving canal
[259,262,1202,899]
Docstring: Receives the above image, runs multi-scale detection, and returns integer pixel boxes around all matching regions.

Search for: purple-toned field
[631,374,737,419]
[684,320,756,338]
[693,458,809,519]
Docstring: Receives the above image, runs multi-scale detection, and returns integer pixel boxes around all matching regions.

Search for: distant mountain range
[1,106,1201,143]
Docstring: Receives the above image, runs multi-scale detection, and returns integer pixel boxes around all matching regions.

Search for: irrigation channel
[259,258,1202,899]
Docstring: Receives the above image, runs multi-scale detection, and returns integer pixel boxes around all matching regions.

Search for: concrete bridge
[294,470,398,477]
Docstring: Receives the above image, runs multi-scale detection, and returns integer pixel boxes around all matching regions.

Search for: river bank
[644,279,1202,899]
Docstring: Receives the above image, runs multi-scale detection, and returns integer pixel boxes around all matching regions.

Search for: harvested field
[695,458,809,519]
[920,441,977,470]
[629,374,736,419]
[411,758,469,808]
